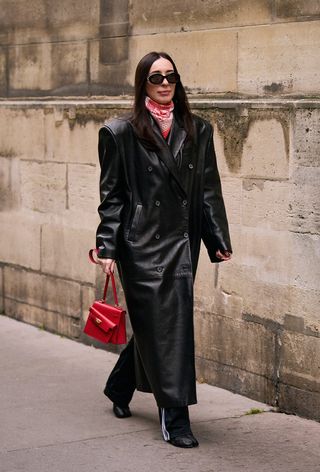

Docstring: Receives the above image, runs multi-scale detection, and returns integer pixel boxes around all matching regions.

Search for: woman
[96,51,232,448]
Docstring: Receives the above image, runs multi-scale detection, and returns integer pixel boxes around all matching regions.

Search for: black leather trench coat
[96,114,232,408]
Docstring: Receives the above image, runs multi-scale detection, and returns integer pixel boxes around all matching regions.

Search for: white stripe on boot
[161,408,170,441]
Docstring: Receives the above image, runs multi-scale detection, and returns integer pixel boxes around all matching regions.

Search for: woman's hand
[96,258,116,275]
[215,250,232,261]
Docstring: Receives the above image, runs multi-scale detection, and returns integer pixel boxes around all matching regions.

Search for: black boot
[159,406,199,448]
[169,434,199,448]
[113,404,132,419]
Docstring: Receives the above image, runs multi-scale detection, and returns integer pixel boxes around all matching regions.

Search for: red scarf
[145,96,174,139]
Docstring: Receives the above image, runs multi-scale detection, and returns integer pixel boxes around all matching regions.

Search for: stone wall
[0,0,319,420]
[1,0,320,97]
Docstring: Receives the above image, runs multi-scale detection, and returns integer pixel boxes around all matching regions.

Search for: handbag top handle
[89,249,119,306]
[102,273,119,306]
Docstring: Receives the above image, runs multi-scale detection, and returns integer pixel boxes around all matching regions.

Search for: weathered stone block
[213,123,231,178]
[81,285,96,325]
[194,246,243,321]
[4,266,81,317]
[128,30,237,93]
[275,0,320,19]
[212,108,252,174]
[213,290,244,321]
[289,166,320,234]
[99,37,129,65]
[41,224,96,283]
[0,46,7,95]
[280,330,320,393]
[0,0,46,32]
[68,164,100,213]
[290,233,320,291]
[218,258,291,323]
[4,298,80,338]
[194,311,276,379]
[89,39,131,94]
[278,383,320,421]
[4,298,57,335]
[238,22,320,95]
[51,41,88,92]
[194,243,218,312]
[57,313,81,338]
[9,42,52,92]
[44,109,101,164]
[0,212,40,270]
[283,314,305,333]
[20,161,66,212]
[45,0,99,39]
[234,226,292,285]
[292,109,320,167]
[196,356,276,406]
[0,267,3,313]
[5,298,46,327]
[242,179,290,230]
[0,157,20,210]
[131,0,273,34]
[243,281,291,324]
[289,286,320,325]
[241,119,289,179]
[0,108,45,159]
[221,177,242,225]
[0,0,99,43]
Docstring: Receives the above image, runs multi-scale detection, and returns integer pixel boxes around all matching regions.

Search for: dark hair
[130,51,194,149]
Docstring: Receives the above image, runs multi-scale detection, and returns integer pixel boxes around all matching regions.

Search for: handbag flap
[89,305,117,331]
[92,300,125,321]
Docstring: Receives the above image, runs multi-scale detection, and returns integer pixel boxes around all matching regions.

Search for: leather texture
[96,113,232,407]
[112,404,132,419]
[169,434,199,448]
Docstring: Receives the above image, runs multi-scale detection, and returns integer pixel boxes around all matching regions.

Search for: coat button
[155,200,161,206]
[188,163,194,169]
[157,266,163,273]
[182,200,188,206]
[147,166,153,172]
[155,233,160,239]
[183,232,189,238]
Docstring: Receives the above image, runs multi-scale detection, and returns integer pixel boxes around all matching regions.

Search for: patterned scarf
[145,96,174,139]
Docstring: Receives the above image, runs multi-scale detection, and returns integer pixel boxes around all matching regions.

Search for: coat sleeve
[95,126,124,259]
[201,124,232,263]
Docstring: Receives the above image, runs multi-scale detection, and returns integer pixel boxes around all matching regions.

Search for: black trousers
[104,337,192,439]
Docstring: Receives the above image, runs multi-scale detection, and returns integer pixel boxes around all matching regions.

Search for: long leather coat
[96,114,232,408]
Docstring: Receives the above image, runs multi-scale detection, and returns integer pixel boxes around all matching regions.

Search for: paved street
[1,315,319,472]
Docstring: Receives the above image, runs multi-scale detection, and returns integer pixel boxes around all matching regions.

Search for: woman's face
[146,57,176,105]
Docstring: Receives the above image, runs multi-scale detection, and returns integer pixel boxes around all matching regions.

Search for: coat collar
[150,116,187,196]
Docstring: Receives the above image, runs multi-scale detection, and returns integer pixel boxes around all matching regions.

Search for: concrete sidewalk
[1,315,319,472]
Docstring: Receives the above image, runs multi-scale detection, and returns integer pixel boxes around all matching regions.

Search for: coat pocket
[128,204,142,242]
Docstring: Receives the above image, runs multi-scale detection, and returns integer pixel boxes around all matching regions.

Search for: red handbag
[83,250,127,344]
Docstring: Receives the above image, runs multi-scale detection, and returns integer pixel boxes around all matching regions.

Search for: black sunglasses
[147,72,180,85]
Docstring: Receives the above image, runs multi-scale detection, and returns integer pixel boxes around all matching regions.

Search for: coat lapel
[167,118,187,160]
[151,117,187,196]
